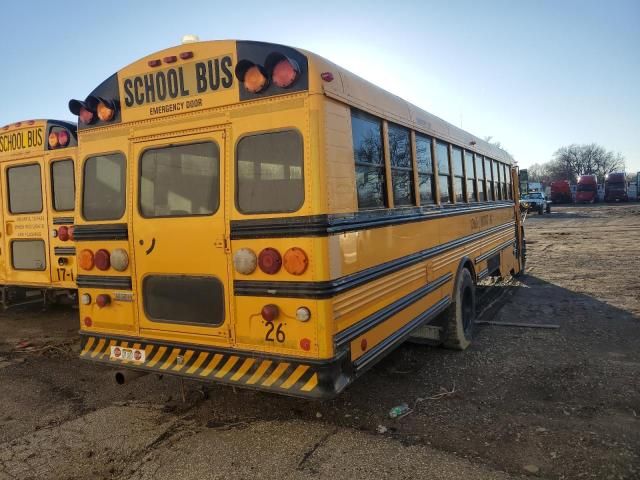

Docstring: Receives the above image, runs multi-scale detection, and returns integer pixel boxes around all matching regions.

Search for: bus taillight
[94,249,111,271]
[261,304,279,322]
[258,248,282,274]
[110,248,129,272]
[57,226,70,242]
[79,249,95,270]
[96,294,111,308]
[233,248,257,275]
[283,247,308,275]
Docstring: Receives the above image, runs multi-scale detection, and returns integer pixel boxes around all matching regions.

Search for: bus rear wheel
[443,268,476,350]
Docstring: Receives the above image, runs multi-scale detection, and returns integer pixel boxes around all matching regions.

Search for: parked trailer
[576,175,598,203]
[550,180,572,203]
[604,172,628,202]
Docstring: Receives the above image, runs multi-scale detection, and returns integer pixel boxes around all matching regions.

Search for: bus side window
[236,130,304,214]
[415,134,434,204]
[436,141,451,203]
[351,110,386,209]
[451,147,464,203]
[387,123,414,207]
[492,160,501,200]
[475,154,485,201]
[484,157,494,201]
[464,151,476,202]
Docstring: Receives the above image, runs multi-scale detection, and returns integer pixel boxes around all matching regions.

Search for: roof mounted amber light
[235,60,268,94]
[96,97,117,122]
[48,131,60,149]
[265,53,300,89]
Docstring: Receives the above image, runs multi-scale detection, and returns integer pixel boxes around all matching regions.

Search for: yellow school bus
[0,119,77,307]
[70,39,524,398]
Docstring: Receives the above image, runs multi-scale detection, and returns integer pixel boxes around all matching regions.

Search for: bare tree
[551,144,625,183]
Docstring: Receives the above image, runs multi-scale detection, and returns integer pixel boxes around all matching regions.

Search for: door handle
[5,222,13,235]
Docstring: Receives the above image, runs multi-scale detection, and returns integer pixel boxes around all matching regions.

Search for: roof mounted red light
[272,58,299,88]
[27,120,35,125]
[57,130,70,146]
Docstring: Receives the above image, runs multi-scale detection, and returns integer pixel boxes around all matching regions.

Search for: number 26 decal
[264,321,286,343]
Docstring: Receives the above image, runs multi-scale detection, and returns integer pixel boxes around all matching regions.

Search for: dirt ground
[0,204,638,480]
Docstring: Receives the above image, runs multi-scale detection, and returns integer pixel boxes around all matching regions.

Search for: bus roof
[0,119,77,159]
[69,39,513,164]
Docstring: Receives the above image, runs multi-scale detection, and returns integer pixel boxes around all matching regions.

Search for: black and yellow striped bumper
[79,334,350,399]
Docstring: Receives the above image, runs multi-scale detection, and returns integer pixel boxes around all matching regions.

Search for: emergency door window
[83,153,126,220]
[51,159,75,211]
[12,240,46,270]
[7,164,42,214]
[140,142,220,217]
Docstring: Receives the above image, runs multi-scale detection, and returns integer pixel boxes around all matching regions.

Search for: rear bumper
[79,333,352,399]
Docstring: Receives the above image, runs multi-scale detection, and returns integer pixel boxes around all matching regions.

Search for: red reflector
[321,72,334,82]
[2,126,8,130]
[360,338,368,351]
[94,249,111,271]
[163,55,177,64]
[57,226,69,242]
[14,122,21,127]
[96,294,111,308]
[300,338,311,351]
[261,304,279,322]
[179,51,193,60]
[148,59,161,67]
[258,248,282,274]
[83,317,92,327]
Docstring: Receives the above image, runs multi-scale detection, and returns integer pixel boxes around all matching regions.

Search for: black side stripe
[234,221,514,299]
[74,223,128,241]
[52,217,74,225]
[353,296,451,371]
[475,239,515,264]
[231,202,515,239]
[335,273,451,348]
[77,275,132,290]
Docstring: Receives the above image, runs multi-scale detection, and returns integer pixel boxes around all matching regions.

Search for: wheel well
[457,257,477,284]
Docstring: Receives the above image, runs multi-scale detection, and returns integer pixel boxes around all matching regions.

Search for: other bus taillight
[261,304,279,322]
[96,294,111,308]
[94,249,111,271]
[258,248,282,274]
[79,249,95,270]
[57,226,69,242]
[110,248,129,272]
[233,248,257,275]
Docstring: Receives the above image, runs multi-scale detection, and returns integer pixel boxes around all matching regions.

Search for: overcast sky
[1,0,638,172]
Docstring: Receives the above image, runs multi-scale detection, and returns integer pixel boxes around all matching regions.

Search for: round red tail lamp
[258,248,282,274]
[83,317,93,327]
[48,131,59,148]
[57,130,70,147]
[261,304,279,322]
[272,58,299,88]
[94,249,111,271]
[57,226,69,242]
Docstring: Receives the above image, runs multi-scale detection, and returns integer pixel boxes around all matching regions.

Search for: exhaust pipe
[114,369,148,385]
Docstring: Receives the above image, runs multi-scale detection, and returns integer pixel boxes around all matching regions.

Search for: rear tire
[546,203,551,214]
[538,204,544,215]
[443,268,476,350]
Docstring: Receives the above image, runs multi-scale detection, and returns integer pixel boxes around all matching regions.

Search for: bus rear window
[7,164,42,214]
[83,153,126,221]
[236,130,304,214]
[140,142,220,217]
[51,159,75,211]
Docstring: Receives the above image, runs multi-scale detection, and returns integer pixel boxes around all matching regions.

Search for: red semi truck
[576,175,598,203]
[604,172,628,202]
[550,180,572,203]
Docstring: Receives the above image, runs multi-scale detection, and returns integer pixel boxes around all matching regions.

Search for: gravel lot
[0,204,638,480]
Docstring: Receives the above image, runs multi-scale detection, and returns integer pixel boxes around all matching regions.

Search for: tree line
[527,144,626,184]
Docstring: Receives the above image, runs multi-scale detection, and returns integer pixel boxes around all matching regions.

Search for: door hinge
[214,237,230,252]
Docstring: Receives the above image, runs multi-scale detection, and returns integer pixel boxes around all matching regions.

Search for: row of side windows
[351,109,513,210]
